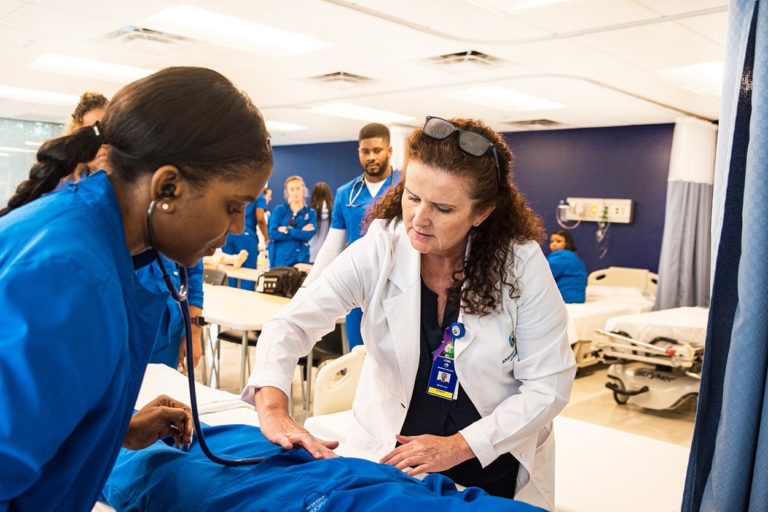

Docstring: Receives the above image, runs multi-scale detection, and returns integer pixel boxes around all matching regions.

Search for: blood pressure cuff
[101,423,542,512]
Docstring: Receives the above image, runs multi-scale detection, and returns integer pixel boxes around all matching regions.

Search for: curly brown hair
[368,118,544,315]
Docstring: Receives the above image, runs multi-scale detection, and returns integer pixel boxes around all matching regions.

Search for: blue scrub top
[221,193,267,289]
[331,170,401,244]
[0,172,167,510]
[546,249,587,303]
[135,256,204,368]
[268,203,317,268]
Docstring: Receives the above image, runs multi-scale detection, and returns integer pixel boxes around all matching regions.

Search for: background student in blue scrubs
[269,175,316,268]
[303,123,401,348]
[0,67,272,511]
[221,192,269,290]
[546,229,587,303]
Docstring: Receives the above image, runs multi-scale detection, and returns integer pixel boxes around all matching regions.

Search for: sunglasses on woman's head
[422,116,501,186]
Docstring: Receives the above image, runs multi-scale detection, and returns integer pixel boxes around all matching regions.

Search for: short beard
[364,156,390,179]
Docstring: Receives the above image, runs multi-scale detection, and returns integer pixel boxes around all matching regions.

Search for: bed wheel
[606,377,649,405]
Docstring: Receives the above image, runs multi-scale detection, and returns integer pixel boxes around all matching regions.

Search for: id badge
[427,355,459,400]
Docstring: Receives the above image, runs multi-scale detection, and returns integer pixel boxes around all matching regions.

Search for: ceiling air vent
[428,50,501,67]
[308,71,373,88]
[104,26,196,50]
[505,119,562,128]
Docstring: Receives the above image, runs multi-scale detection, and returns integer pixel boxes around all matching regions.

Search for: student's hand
[124,395,193,450]
[301,224,315,231]
[258,407,339,459]
[380,433,474,476]
[278,226,288,233]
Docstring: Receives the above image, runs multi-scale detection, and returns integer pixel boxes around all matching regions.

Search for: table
[201,284,348,409]
[216,265,264,288]
[201,284,290,390]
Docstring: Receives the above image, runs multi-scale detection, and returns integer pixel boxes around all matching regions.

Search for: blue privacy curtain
[682,1,768,511]
[655,117,716,310]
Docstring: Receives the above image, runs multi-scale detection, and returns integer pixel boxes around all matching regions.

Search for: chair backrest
[312,345,366,416]
[203,268,227,286]
[587,266,658,295]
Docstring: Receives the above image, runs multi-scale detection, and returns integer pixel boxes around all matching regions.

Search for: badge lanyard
[427,321,465,400]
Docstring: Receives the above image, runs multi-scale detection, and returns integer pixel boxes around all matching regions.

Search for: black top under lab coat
[399,280,519,498]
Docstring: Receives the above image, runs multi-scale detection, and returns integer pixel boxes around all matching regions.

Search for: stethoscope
[346,175,367,208]
[147,191,265,466]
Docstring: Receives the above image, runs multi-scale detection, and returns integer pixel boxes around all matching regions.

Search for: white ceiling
[0,0,729,145]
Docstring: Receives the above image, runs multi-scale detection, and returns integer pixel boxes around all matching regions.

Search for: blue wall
[274,123,674,273]
[504,124,673,273]
[272,140,361,201]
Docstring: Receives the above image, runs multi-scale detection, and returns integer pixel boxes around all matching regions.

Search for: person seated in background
[101,422,542,512]
[546,229,587,303]
[268,175,317,268]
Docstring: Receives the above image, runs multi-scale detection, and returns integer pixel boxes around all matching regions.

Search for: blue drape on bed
[682,1,768,510]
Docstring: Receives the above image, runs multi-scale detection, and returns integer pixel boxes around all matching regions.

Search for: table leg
[240,330,249,391]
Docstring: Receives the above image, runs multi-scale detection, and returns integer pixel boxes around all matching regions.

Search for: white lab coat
[244,219,576,510]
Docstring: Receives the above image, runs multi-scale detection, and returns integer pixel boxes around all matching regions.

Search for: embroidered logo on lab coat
[502,333,517,363]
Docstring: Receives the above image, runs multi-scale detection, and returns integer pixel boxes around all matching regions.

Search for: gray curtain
[655,181,712,309]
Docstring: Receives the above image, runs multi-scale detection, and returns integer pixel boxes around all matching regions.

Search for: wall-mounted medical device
[558,197,633,224]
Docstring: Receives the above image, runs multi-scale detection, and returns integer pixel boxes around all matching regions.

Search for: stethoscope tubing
[147,196,265,466]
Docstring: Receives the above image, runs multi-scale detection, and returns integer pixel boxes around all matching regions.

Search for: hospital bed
[94,364,539,512]
[567,267,657,369]
[594,307,708,410]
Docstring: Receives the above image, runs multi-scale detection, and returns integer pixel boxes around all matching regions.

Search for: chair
[312,345,366,416]
[203,268,227,286]
[298,323,346,412]
[202,267,258,387]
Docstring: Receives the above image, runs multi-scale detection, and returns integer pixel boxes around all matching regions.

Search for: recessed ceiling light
[310,103,415,124]
[0,85,78,105]
[30,54,154,82]
[659,61,724,97]
[266,121,306,132]
[142,5,333,56]
[0,153,10,157]
[0,146,38,154]
[24,141,43,147]
[443,86,564,111]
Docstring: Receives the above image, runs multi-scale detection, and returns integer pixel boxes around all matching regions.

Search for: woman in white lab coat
[244,117,576,507]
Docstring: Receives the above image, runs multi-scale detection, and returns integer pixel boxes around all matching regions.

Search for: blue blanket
[102,423,542,511]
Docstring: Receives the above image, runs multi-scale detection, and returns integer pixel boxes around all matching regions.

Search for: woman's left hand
[379,433,474,476]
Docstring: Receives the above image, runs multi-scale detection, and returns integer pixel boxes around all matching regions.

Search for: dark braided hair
[369,118,544,316]
[0,124,103,216]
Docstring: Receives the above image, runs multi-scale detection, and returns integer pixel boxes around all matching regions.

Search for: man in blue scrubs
[304,123,401,348]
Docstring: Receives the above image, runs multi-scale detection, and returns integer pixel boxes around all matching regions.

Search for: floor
[206,341,696,511]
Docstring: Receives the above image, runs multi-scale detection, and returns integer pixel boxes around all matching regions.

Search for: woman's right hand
[255,386,339,459]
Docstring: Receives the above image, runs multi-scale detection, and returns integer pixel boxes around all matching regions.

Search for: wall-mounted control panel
[560,197,633,223]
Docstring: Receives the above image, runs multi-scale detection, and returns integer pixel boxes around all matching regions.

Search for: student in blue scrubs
[221,192,268,290]
[303,123,401,348]
[546,229,587,303]
[269,175,317,268]
[0,67,272,511]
